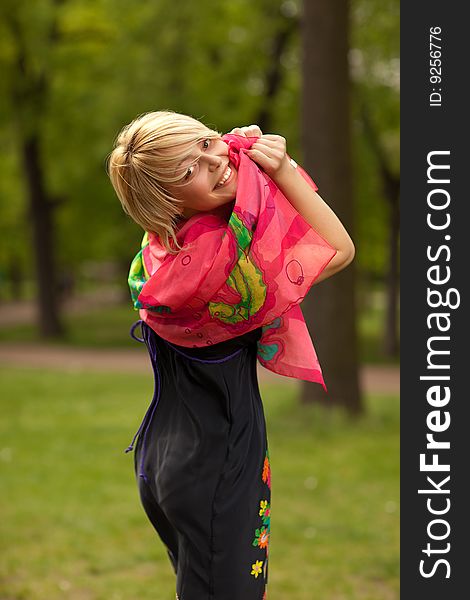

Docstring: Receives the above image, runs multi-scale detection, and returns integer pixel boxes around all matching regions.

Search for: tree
[350,0,400,358]
[0,0,143,318]
[359,102,399,356]
[0,0,398,359]
[2,0,66,336]
[300,0,362,414]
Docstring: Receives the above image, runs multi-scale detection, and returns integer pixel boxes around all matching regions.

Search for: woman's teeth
[215,166,232,188]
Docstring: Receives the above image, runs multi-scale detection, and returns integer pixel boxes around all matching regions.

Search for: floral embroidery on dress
[262,451,271,489]
[259,499,271,529]
[251,559,264,578]
[250,447,271,598]
[252,525,269,549]
[259,499,268,515]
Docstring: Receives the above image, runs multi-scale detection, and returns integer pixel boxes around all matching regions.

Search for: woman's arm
[268,152,355,283]
[241,131,355,283]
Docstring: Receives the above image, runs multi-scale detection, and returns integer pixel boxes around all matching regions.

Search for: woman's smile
[166,138,239,218]
[214,164,234,189]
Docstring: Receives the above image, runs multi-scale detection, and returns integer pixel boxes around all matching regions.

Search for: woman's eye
[183,166,194,180]
[202,139,210,149]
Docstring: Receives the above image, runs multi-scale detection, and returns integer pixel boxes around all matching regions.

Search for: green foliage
[351,0,400,277]
[0,0,399,291]
[0,366,398,599]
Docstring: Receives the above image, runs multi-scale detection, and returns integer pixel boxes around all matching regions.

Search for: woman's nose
[204,154,223,172]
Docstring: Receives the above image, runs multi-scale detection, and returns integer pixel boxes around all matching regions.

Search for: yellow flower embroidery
[259,500,268,516]
[251,559,264,578]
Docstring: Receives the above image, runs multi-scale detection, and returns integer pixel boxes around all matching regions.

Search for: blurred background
[0,0,399,598]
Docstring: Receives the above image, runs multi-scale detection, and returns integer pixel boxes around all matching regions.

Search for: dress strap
[129,319,145,343]
[125,320,163,484]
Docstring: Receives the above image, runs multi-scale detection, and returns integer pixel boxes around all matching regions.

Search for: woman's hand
[228,124,263,138]
[229,124,355,281]
[228,125,291,181]
[245,134,292,181]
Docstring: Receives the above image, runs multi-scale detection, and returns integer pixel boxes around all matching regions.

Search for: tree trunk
[8,7,65,338]
[21,135,64,337]
[300,0,362,413]
[257,14,297,133]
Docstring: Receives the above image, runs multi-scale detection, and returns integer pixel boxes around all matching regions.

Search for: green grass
[0,366,399,600]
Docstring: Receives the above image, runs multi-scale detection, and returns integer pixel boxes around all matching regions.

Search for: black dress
[127,320,271,600]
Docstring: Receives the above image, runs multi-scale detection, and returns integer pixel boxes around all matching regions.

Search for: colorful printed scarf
[128,134,336,390]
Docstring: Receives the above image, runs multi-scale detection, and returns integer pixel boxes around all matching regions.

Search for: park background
[0,0,399,598]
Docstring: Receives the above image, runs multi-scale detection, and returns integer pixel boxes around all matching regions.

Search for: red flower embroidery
[262,455,271,489]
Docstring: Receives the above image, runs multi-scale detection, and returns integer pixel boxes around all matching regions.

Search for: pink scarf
[128,134,336,390]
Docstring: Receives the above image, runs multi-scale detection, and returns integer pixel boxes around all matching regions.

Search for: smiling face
[166,137,238,219]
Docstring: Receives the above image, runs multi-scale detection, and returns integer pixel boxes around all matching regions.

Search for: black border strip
[401,3,467,597]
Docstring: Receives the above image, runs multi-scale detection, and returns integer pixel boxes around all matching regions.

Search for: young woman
[107,110,354,600]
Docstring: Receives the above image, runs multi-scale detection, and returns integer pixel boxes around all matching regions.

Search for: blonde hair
[106,110,221,254]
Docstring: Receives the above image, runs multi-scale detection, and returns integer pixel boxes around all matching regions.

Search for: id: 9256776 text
[429,26,442,107]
